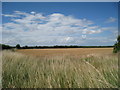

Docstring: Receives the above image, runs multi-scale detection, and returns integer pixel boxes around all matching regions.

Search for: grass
[2,50,118,88]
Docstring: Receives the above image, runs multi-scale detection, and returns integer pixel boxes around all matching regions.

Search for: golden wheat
[2,49,118,88]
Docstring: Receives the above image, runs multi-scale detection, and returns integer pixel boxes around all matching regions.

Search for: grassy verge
[2,50,118,88]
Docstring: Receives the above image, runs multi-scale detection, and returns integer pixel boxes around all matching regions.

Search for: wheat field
[2,48,118,88]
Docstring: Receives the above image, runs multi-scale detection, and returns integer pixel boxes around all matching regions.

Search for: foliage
[0,44,13,50]
[16,44,21,49]
[113,35,120,53]
[21,45,113,49]
[0,43,114,50]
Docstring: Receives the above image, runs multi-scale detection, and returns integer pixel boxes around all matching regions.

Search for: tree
[113,36,120,53]
[1,44,13,49]
[16,44,21,49]
[25,45,28,49]
[117,35,120,43]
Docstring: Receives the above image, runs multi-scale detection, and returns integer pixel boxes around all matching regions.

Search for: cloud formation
[105,17,117,23]
[2,11,117,46]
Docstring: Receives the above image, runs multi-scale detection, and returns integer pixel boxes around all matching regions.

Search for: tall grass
[2,50,118,88]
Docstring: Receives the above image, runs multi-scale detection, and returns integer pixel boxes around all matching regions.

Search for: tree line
[1,44,113,50]
[1,35,120,53]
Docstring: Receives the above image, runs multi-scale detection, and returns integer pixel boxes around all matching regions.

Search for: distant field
[17,48,114,58]
[2,48,118,88]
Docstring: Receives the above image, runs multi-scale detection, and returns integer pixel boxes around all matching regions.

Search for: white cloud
[82,35,86,39]
[14,11,29,16]
[31,11,36,14]
[2,11,118,46]
[82,28,101,34]
[105,17,117,23]
[82,26,102,34]
[0,26,2,43]
[2,14,18,17]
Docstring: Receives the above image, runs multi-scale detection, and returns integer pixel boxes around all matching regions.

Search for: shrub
[16,44,21,49]
[113,35,120,53]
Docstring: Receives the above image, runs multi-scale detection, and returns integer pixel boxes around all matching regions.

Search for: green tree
[25,45,28,49]
[117,35,120,43]
[16,44,21,49]
[113,36,120,53]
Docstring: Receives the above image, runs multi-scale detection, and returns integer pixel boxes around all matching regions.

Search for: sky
[1,2,118,46]
[1,0,120,2]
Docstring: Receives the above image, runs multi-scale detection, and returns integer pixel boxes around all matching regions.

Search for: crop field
[17,48,113,58]
[2,48,118,88]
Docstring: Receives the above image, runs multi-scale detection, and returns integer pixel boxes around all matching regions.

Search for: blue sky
[2,2,118,46]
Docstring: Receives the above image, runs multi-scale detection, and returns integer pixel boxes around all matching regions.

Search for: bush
[0,44,13,50]
[16,44,21,49]
[113,36,120,53]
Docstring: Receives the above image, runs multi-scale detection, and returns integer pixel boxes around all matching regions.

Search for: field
[2,48,118,88]
[17,48,113,57]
